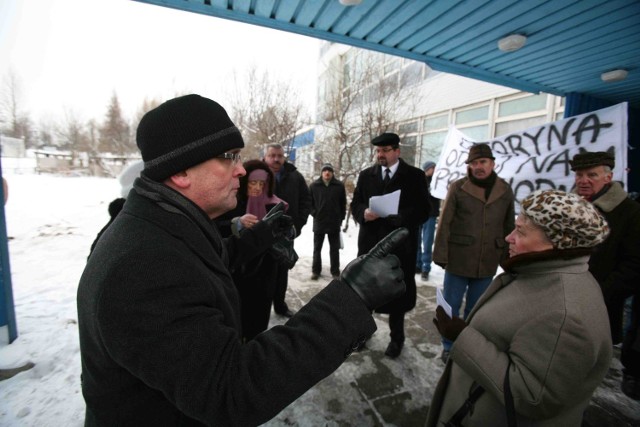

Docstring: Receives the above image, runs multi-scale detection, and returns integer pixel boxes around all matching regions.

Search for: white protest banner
[430,102,628,204]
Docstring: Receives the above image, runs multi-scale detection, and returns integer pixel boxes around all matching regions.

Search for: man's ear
[166,171,190,189]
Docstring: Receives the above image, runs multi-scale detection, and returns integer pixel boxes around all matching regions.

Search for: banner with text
[430,102,628,203]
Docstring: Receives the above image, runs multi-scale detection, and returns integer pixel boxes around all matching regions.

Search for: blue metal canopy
[132,0,640,108]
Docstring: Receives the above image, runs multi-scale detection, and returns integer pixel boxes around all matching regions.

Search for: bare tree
[0,70,34,147]
[227,66,309,160]
[56,108,90,163]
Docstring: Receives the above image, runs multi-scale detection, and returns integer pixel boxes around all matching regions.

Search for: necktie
[383,168,391,185]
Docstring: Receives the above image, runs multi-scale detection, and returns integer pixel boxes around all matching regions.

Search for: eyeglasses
[214,152,242,165]
[376,147,396,154]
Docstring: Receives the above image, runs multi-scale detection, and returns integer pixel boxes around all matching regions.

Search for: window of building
[455,105,489,125]
[398,120,419,134]
[459,125,489,141]
[498,93,547,117]
[421,131,448,163]
[423,114,448,131]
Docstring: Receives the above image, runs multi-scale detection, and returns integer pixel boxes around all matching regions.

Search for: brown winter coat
[433,175,515,278]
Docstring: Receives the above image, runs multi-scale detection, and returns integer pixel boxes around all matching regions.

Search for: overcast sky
[0,0,320,125]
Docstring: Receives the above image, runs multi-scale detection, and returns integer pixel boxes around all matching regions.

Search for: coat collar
[592,181,627,213]
[460,175,509,203]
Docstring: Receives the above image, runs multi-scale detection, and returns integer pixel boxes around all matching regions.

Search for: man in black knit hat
[77,94,408,426]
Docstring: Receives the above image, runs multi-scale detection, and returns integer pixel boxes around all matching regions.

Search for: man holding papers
[351,132,431,358]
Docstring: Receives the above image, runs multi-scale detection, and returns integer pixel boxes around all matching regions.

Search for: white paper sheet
[369,189,400,218]
[436,287,453,318]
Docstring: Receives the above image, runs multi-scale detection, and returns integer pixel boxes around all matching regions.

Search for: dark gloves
[269,238,299,269]
[341,228,408,311]
[262,202,294,239]
[433,306,467,342]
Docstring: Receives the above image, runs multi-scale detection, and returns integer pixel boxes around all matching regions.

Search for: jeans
[416,216,437,273]
[441,271,492,351]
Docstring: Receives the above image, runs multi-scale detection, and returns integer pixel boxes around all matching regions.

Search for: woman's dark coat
[77,177,375,426]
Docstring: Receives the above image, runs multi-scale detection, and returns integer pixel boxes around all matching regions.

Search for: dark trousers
[272,262,290,314]
[312,231,340,276]
[622,296,640,376]
[389,311,405,344]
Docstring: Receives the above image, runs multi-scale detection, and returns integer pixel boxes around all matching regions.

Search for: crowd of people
[77,93,639,426]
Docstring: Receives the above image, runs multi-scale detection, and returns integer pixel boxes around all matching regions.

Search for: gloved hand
[340,228,408,311]
[433,306,467,342]
[262,202,294,238]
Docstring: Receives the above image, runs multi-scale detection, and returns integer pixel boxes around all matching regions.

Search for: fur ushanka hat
[520,189,609,250]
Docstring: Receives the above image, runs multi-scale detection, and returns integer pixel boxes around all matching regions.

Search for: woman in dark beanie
[428,189,612,426]
[216,159,291,341]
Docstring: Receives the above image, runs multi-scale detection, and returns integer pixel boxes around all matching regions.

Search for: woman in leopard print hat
[428,189,612,427]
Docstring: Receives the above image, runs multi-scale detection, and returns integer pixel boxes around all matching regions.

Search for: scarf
[133,174,229,266]
[468,170,497,200]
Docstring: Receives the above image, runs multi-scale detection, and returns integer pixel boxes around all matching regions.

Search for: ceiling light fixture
[498,34,527,52]
[601,69,628,83]
[339,0,362,5]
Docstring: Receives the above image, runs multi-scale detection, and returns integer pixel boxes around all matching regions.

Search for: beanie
[422,161,436,171]
[520,189,609,249]
[136,94,244,181]
[321,163,334,172]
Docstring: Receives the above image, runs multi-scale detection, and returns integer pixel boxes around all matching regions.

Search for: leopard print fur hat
[520,189,609,249]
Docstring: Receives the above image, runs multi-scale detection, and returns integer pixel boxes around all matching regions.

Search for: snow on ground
[0,171,444,426]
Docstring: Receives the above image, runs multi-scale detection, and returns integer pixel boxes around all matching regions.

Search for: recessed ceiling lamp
[339,0,362,5]
[498,34,527,52]
[601,69,628,83]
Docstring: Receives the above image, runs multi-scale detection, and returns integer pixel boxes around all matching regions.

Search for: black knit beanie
[136,94,244,181]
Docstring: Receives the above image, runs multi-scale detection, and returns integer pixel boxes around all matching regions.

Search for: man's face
[187,150,245,219]
[425,167,435,177]
[505,214,553,257]
[322,169,333,181]
[265,147,285,173]
[468,158,494,179]
[376,146,400,167]
[574,165,612,199]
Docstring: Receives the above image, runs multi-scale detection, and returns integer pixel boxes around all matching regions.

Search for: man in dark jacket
[264,143,312,317]
[351,132,430,358]
[77,94,408,426]
[309,163,347,280]
[570,151,640,400]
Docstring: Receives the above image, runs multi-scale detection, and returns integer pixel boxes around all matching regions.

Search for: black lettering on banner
[547,118,576,149]
[572,114,613,145]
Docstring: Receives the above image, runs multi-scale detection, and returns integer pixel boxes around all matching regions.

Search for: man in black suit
[351,132,431,358]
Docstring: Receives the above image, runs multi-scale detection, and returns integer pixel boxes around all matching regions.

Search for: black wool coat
[351,159,430,313]
[77,177,376,427]
[272,162,312,237]
[309,177,347,234]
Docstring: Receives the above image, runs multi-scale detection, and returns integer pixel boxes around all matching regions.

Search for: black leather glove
[269,238,299,269]
[433,306,467,342]
[262,202,294,238]
[340,228,408,311]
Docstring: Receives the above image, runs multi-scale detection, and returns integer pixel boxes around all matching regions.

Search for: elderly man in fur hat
[433,143,515,364]
[571,150,640,400]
